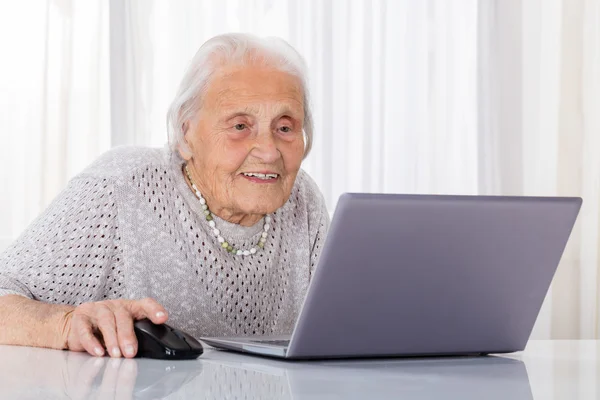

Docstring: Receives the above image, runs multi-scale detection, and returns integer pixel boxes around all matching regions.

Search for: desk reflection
[0,345,532,399]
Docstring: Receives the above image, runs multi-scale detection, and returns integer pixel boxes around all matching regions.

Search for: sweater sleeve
[0,176,125,305]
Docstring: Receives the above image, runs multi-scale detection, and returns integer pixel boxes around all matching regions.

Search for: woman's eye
[234,123,247,131]
[279,126,292,133]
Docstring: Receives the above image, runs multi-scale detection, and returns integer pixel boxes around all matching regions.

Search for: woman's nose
[252,132,280,164]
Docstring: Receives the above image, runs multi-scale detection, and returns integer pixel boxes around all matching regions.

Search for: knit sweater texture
[0,145,329,338]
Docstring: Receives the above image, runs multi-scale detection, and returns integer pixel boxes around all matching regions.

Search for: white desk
[0,341,597,399]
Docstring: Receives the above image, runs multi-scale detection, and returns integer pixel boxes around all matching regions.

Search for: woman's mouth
[241,172,280,183]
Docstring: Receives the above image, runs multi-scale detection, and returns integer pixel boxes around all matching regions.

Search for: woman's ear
[177,121,193,160]
[177,141,193,160]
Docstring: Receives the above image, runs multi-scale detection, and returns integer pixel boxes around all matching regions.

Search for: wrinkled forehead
[203,64,305,114]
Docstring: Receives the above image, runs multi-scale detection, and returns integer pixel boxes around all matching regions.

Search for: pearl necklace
[184,164,270,256]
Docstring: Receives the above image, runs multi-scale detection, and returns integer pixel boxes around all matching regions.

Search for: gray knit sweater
[0,146,329,338]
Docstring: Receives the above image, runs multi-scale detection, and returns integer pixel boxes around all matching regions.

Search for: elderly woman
[0,33,329,358]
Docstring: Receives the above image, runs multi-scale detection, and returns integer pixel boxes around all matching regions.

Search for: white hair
[167,33,313,159]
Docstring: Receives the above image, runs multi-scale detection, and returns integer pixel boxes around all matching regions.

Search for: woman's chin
[236,199,284,218]
[233,188,288,215]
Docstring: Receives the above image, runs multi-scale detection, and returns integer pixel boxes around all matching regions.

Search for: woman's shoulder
[74,145,171,182]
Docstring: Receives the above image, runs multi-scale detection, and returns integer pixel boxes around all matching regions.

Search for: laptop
[201,193,582,359]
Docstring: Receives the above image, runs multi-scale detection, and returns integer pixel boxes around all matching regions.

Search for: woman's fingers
[113,307,137,358]
[64,297,168,357]
[95,306,121,358]
[127,297,169,324]
[74,315,105,357]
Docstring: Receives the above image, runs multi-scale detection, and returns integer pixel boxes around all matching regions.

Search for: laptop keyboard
[249,339,290,347]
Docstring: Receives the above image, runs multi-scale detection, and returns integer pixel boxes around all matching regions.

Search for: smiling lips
[241,172,280,183]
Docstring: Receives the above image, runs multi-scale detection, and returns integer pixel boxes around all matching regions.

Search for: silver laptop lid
[286,193,581,359]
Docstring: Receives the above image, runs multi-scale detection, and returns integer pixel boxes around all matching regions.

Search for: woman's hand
[59,298,168,358]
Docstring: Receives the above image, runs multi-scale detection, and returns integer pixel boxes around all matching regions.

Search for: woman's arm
[0,174,168,356]
[0,294,73,349]
[0,175,123,303]
[0,293,168,357]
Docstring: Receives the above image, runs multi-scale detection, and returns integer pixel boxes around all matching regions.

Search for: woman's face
[180,65,305,225]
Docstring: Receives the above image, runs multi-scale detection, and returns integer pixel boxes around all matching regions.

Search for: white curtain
[478,0,600,339]
[0,0,111,251]
[0,0,598,339]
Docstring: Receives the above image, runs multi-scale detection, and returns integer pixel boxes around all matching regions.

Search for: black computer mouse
[133,319,203,360]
